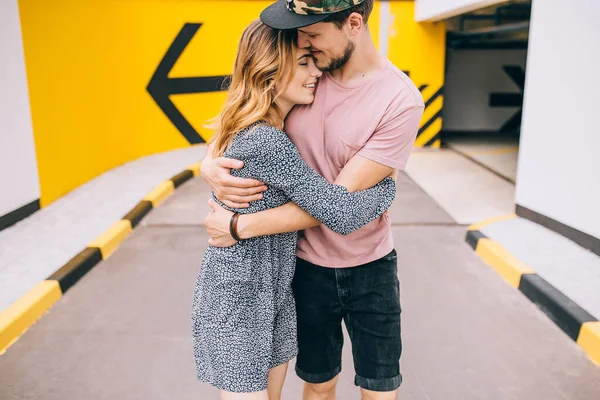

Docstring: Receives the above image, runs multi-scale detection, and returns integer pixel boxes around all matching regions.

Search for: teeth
[303,84,315,88]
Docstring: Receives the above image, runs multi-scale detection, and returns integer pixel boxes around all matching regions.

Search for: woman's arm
[238,126,396,235]
[235,155,396,237]
[204,152,397,246]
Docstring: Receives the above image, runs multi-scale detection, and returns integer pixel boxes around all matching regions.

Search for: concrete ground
[0,145,206,312]
[405,148,516,225]
[1,174,599,400]
[482,217,600,320]
[444,135,520,183]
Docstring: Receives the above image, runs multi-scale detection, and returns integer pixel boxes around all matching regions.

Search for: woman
[191,20,396,399]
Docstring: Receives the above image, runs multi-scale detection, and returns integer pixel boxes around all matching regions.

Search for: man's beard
[318,40,355,72]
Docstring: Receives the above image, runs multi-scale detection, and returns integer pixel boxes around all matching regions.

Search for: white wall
[444,49,527,132]
[0,0,40,217]
[415,0,509,22]
[516,0,600,240]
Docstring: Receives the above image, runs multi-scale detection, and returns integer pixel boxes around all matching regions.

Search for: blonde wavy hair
[209,20,298,157]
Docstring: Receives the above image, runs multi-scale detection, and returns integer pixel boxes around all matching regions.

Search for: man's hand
[200,152,267,208]
[204,199,238,247]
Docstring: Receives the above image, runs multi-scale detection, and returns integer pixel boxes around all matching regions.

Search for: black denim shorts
[292,249,402,392]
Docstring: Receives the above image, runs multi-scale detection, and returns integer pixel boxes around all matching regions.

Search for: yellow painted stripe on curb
[188,162,201,176]
[89,220,133,259]
[476,239,535,288]
[577,321,600,366]
[0,281,62,354]
[144,181,174,207]
[431,139,441,149]
[468,214,517,231]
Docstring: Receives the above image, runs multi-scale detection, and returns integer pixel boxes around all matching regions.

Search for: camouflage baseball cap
[261,0,366,30]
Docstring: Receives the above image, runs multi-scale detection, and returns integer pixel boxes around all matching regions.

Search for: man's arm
[239,155,394,235]
[204,104,422,247]
[204,155,395,247]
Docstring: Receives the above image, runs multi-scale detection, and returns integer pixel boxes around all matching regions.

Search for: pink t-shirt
[285,59,424,268]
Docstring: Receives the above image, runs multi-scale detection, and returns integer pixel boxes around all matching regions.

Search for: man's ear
[347,12,364,35]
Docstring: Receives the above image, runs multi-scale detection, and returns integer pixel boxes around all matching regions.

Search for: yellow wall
[18,0,445,206]
[387,1,446,147]
[19,0,272,206]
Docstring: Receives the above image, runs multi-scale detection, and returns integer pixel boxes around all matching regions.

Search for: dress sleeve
[238,126,396,235]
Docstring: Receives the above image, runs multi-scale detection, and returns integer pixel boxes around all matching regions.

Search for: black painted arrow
[489,65,525,132]
[147,23,230,144]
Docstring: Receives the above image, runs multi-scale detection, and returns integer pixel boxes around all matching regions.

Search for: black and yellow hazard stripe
[0,162,200,354]
[466,216,600,366]
[0,200,41,233]
[415,85,444,148]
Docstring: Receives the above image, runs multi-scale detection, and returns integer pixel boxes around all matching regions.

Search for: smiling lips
[303,82,317,89]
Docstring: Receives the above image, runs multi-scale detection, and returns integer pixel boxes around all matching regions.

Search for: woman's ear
[271,84,278,103]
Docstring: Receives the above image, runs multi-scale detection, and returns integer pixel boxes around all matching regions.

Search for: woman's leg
[267,362,289,400]
[220,390,269,400]
[218,362,287,400]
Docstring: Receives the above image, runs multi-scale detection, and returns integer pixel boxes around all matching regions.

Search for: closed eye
[298,54,312,65]
[299,29,318,38]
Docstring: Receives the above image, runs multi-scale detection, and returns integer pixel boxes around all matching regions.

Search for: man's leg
[359,388,398,400]
[302,376,340,400]
[342,250,402,399]
[292,258,345,400]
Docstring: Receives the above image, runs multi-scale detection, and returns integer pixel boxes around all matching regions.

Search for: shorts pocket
[381,249,398,262]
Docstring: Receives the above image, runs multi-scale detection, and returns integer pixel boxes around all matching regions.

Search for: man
[200,1,424,398]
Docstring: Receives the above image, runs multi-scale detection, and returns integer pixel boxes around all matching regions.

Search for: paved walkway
[0,145,206,311]
[405,149,516,225]
[444,135,520,183]
[1,169,599,399]
[481,217,600,320]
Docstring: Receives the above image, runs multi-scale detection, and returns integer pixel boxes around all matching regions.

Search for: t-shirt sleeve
[356,105,424,170]
[239,126,396,235]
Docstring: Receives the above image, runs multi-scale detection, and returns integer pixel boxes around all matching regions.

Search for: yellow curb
[188,162,201,176]
[88,220,133,259]
[468,214,517,231]
[143,180,175,207]
[0,281,62,355]
[578,321,600,366]
[0,167,194,355]
[475,238,535,288]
